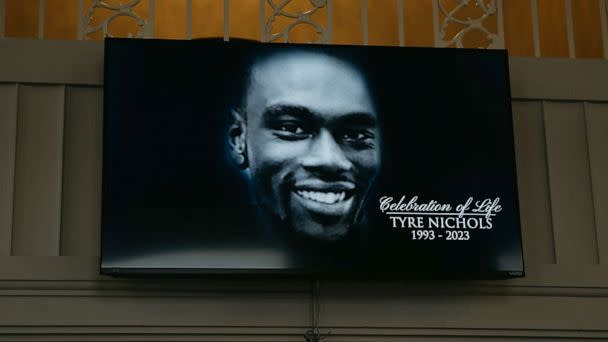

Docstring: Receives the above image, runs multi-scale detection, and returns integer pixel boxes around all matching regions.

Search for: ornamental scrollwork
[264,0,329,43]
[84,0,150,39]
[437,0,501,49]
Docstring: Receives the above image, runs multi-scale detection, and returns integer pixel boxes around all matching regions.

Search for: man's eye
[279,124,305,134]
[271,122,311,140]
[343,132,366,141]
[342,130,373,142]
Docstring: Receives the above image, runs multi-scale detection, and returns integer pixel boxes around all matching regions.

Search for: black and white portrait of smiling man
[227,49,381,244]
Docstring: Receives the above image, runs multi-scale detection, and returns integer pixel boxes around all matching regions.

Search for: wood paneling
[60,87,102,257]
[403,0,434,47]
[367,0,399,46]
[332,0,363,45]
[572,0,604,59]
[1,0,607,58]
[191,0,224,39]
[543,101,598,264]
[538,0,569,57]
[44,0,78,40]
[503,0,535,56]
[585,102,608,264]
[0,84,18,256]
[11,85,65,257]
[228,0,259,40]
[154,0,186,39]
[511,101,555,264]
[4,0,38,38]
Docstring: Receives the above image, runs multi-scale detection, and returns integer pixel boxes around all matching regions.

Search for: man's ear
[228,109,248,169]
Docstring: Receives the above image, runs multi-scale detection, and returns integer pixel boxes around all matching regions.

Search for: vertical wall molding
[0,0,5,38]
[512,101,556,264]
[601,0,608,59]
[584,102,608,264]
[224,0,230,41]
[326,0,333,44]
[147,0,155,38]
[38,0,45,39]
[539,101,559,262]
[258,0,264,42]
[0,84,18,256]
[11,85,65,257]
[565,0,575,58]
[432,0,440,48]
[77,0,84,40]
[543,101,598,264]
[60,87,103,256]
[397,0,404,46]
[531,0,541,57]
[361,0,368,45]
[185,0,192,39]
[496,0,505,49]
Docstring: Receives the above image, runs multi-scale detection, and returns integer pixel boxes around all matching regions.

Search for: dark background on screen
[101,38,523,278]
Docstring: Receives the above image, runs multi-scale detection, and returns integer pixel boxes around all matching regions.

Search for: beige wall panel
[511,101,555,264]
[2,258,608,294]
[2,40,608,101]
[0,292,607,332]
[543,101,598,264]
[585,102,608,264]
[0,327,606,341]
[0,293,309,327]
[508,58,608,101]
[0,84,18,256]
[320,290,608,331]
[11,85,65,256]
[0,40,104,86]
[60,87,103,256]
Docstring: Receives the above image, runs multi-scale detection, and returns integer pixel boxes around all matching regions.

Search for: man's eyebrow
[333,112,377,127]
[262,104,316,121]
[262,104,377,126]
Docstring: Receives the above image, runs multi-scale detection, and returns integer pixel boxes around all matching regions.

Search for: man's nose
[301,130,353,174]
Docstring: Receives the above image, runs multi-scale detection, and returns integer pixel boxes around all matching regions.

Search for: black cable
[303,280,330,342]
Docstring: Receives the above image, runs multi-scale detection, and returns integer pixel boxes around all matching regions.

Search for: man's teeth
[296,190,346,204]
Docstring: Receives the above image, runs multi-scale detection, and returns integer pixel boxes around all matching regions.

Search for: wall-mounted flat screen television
[101,38,524,278]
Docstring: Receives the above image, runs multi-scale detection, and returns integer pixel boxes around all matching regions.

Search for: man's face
[240,52,380,240]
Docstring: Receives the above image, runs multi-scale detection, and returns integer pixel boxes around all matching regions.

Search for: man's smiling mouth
[290,179,357,218]
[295,190,347,204]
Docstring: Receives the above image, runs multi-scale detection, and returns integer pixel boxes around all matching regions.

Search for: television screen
[101,38,524,278]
